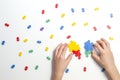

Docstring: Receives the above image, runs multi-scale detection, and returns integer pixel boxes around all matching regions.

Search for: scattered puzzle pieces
[60,25,64,30]
[66,35,71,39]
[46,56,51,60]
[93,26,97,31]
[61,13,65,18]
[46,19,50,23]
[29,49,33,53]
[94,7,99,11]
[35,65,39,70]
[40,27,44,31]
[83,67,87,72]
[1,40,5,45]
[11,64,15,69]
[0,2,116,79]
[71,8,75,13]
[55,3,58,8]
[101,68,105,72]
[16,37,20,42]
[4,23,10,27]
[110,13,113,18]
[23,38,28,43]
[84,22,88,27]
[24,66,28,71]
[27,25,31,29]
[109,36,114,40]
[45,46,49,51]
[72,22,76,26]
[37,40,42,44]
[50,34,54,39]
[81,8,85,12]
[107,25,111,29]
[22,15,27,20]
[18,52,23,57]
[65,68,69,73]
[41,10,45,14]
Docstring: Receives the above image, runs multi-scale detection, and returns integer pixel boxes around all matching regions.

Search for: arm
[91,38,120,80]
[51,43,73,80]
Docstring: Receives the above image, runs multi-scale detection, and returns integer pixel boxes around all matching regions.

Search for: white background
[0,0,120,80]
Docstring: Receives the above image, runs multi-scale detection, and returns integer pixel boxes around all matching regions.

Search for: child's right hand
[92,38,120,80]
[91,38,115,71]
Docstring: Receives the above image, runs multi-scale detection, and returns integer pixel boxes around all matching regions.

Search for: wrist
[51,72,63,80]
[105,65,120,80]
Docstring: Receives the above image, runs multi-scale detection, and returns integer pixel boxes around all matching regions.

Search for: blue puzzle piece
[65,68,69,73]
[82,8,85,12]
[60,25,64,30]
[101,68,105,72]
[84,40,94,57]
[71,8,75,13]
[1,40,5,45]
[110,13,113,18]
[11,64,15,69]
[84,40,93,51]
[27,25,31,29]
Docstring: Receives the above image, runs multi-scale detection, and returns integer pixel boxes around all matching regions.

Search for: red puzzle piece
[72,50,81,59]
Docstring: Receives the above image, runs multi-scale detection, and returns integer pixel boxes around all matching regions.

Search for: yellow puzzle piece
[68,41,80,52]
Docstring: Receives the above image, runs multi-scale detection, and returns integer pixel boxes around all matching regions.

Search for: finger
[60,43,68,57]
[91,50,100,64]
[94,42,103,53]
[101,38,110,47]
[54,43,62,57]
[57,43,66,57]
[96,40,106,49]
[66,53,73,65]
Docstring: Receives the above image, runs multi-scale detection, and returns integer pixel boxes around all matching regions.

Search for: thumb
[66,53,73,65]
[91,50,100,63]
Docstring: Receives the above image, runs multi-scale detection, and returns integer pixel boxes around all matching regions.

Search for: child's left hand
[51,43,73,80]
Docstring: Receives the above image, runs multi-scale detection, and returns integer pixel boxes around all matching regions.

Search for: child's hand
[91,38,114,70]
[51,43,73,80]
[92,38,120,80]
